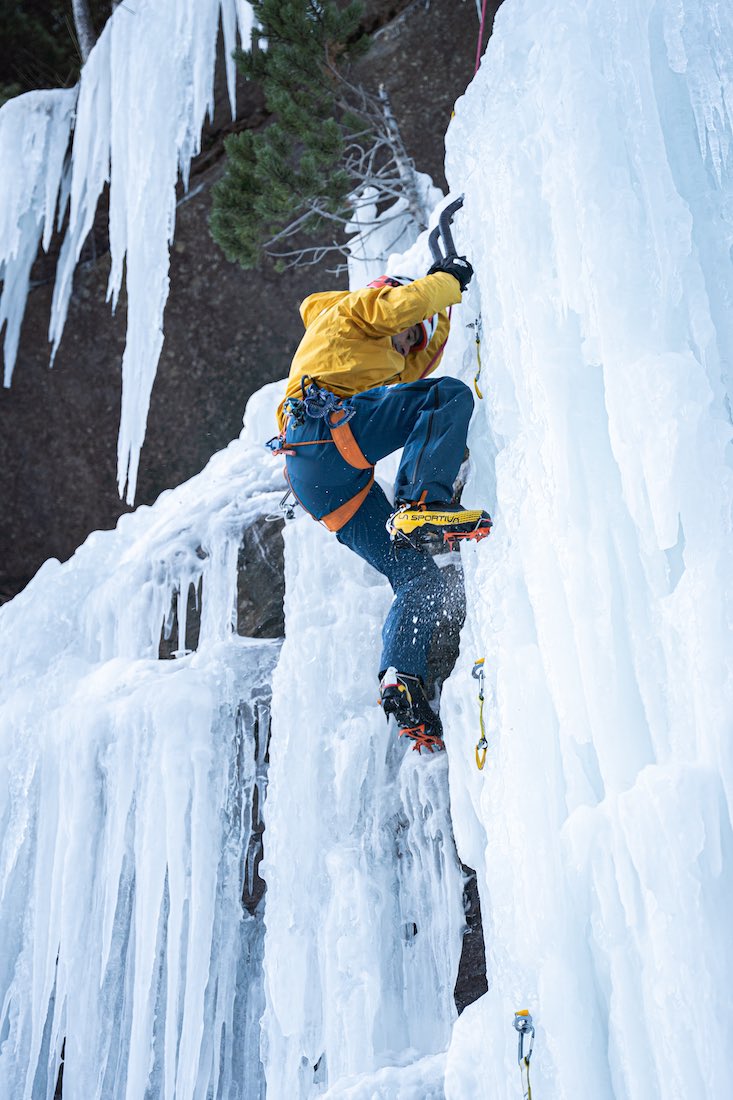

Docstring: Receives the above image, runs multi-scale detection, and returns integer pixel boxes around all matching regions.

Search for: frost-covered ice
[262,516,464,1098]
[2,0,733,1097]
[440,0,733,1096]
[0,389,284,1099]
[0,0,254,503]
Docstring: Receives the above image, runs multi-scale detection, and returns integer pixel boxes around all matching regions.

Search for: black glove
[428,254,473,292]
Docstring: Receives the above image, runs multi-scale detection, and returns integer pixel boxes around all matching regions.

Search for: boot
[387,501,492,550]
[379,667,444,754]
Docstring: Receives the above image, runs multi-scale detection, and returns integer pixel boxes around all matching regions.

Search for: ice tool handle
[428,195,464,263]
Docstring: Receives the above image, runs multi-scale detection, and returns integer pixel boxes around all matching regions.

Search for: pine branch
[210,0,425,269]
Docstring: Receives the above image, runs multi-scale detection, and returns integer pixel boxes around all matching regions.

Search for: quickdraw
[513,1010,535,1100]
[264,379,356,457]
[472,657,488,769]
[469,314,484,399]
[302,383,355,427]
[265,433,295,456]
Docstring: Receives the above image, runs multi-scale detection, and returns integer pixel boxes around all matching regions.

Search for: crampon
[387,514,490,550]
[387,504,492,552]
[398,724,445,754]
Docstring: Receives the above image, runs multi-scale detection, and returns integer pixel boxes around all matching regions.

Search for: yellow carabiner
[472,658,487,769]
[472,316,484,399]
[513,1010,535,1099]
[473,343,483,399]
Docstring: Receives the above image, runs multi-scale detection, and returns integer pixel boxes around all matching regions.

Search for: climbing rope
[474,0,490,74]
[513,1010,535,1100]
[469,0,489,392]
[472,657,488,769]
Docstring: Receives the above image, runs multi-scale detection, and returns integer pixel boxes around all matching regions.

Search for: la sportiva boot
[386,501,492,551]
[379,667,444,754]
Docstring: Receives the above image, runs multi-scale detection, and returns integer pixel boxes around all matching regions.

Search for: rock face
[0,0,501,601]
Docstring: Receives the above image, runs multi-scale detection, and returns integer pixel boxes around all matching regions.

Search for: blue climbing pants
[285,375,474,681]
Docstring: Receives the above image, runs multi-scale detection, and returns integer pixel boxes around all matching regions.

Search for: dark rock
[236,515,285,639]
[158,513,285,658]
[455,863,489,1014]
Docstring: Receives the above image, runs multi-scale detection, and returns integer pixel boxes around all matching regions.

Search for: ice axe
[428,195,464,264]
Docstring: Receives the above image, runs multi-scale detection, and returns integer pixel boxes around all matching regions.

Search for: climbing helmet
[367,274,438,351]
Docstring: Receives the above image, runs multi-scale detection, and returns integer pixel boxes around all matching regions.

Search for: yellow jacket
[277,272,461,430]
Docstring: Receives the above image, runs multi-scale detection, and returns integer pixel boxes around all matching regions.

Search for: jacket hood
[299,291,347,329]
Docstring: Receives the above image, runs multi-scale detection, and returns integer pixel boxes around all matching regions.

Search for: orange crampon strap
[398,725,445,754]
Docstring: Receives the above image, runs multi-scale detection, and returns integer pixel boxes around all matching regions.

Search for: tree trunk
[72,0,97,63]
[378,85,428,230]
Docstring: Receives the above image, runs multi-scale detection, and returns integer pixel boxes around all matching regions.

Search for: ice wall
[439,0,733,1096]
[0,0,253,503]
[3,0,733,1096]
[0,362,468,1099]
[0,387,285,1100]
[262,518,465,1100]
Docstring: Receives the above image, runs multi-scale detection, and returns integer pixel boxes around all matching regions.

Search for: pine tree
[210,0,425,271]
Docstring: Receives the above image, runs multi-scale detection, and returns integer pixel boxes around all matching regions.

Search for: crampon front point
[398,724,445,754]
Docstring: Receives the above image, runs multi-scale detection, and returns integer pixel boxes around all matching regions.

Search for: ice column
[262,514,465,1099]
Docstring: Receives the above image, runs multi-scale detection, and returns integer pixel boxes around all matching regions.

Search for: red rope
[474,0,489,74]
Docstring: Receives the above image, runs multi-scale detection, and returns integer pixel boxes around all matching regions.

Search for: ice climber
[271,252,491,753]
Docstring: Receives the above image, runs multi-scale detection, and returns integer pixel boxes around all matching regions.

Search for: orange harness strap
[285,467,375,533]
[320,474,375,531]
[328,414,372,469]
[324,414,374,528]
[280,413,371,470]
[284,414,375,533]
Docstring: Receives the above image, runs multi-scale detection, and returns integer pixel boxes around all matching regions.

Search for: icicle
[2,1,253,503]
[0,383,285,1096]
[0,90,76,386]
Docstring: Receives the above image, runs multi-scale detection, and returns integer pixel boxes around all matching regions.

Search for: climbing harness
[472,657,488,769]
[513,1010,535,1100]
[301,382,356,428]
[468,314,484,399]
[266,379,356,456]
[266,379,375,533]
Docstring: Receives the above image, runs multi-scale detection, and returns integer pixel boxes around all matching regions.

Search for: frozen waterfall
[1,0,733,1097]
